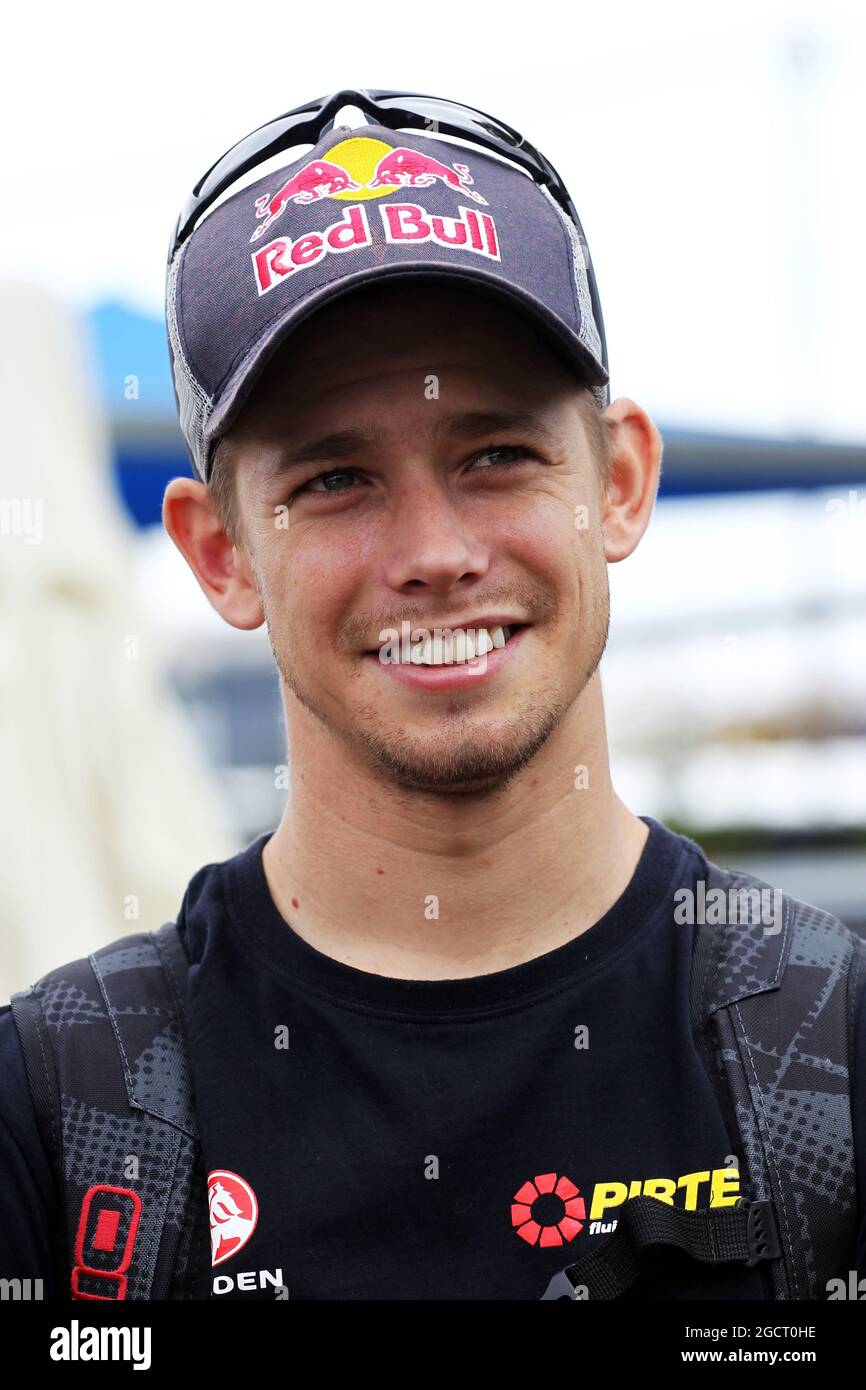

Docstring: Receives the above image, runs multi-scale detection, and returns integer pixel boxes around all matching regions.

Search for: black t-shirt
[2,816,864,1300]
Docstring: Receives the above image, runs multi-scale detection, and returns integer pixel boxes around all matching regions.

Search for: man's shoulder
[7,835,256,1005]
[0,1001,34,1090]
[671,838,864,1027]
[0,1001,58,1187]
[6,924,172,1003]
[685,839,860,949]
[646,819,859,947]
[0,1003,62,1288]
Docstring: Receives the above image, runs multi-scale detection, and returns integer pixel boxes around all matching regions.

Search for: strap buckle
[741,1198,782,1266]
[540,1268,583,1301]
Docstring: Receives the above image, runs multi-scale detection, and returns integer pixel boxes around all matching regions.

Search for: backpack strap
[541,1193,780,1299]
[10,923,210,1300]
[542,858,864,1300]
[691,857,865,1300]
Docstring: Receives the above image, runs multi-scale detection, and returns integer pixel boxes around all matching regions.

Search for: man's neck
[261,680,649,981]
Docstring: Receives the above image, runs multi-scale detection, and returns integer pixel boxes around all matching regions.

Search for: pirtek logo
[512,1167,741,1248]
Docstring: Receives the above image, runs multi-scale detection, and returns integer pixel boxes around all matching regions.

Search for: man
[1,91,864,1301]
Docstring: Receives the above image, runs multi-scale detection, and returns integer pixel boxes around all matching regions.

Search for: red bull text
[252,201,500,296]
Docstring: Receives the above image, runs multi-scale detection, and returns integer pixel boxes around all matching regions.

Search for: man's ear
[162,477,264,630]
[598,397,663,563]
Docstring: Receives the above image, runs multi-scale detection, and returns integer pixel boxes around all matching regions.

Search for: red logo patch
[208,1168,259,1267]
[72,1184,142,1300]
[511,1171,586,1247]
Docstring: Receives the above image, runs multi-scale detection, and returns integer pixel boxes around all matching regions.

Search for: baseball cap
[166,113,609,486]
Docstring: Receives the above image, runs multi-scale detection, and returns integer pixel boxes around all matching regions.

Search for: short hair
[580,386,613,489]
[208,434,243,550]
[207,381,612,548]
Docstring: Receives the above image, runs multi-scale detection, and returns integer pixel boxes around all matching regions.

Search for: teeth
[406,624,509,666]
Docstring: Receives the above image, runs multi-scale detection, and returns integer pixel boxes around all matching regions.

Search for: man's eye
[296,469,361,496]
[470,444,535,470]
[293,445,534,500]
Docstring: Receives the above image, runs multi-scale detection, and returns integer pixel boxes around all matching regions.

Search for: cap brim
[203,261,609,473]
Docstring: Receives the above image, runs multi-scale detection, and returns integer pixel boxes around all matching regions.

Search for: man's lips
[362,618,530,657]
[362,623,531,690]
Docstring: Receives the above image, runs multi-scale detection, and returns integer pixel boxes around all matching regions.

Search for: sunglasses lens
[373,92,522,145]
[194,108,316,202]
[173,91,545,262]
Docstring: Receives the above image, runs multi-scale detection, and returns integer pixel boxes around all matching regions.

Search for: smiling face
[209,279,616,797]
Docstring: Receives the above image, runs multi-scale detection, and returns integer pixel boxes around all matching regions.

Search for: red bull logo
[366,146,487,204]
[251,160,364,241]
[249,135,489,243]
[252,200,499,296]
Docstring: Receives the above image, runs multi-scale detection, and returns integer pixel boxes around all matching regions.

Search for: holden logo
[208,1169,259,1267]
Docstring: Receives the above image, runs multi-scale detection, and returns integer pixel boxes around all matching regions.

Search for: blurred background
[0,0,863,995]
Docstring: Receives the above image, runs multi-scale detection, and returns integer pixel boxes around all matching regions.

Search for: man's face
[228,280,611,797]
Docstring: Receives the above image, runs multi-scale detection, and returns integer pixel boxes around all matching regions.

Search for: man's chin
[273,649,577,797]
[353,709,565,799]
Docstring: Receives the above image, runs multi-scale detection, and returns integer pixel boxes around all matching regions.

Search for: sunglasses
[168,87,608,382]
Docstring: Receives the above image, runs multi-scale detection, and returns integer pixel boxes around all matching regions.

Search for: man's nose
[379,480,490,592]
